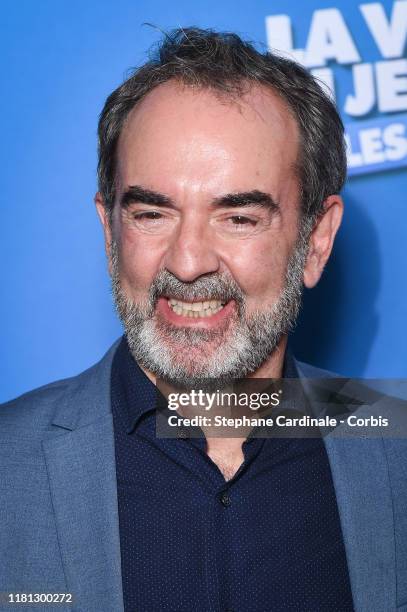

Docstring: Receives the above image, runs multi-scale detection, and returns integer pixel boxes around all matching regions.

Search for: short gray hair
[97,27,346,223]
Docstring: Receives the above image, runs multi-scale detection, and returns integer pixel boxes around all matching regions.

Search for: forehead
[116,80,300,200]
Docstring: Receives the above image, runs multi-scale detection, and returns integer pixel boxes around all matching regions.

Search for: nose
[163,213,220,282]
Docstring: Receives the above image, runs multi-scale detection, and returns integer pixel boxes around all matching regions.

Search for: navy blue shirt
[111,337,354,611]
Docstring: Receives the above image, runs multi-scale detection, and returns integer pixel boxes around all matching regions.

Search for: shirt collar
[282,345,299,379]
[111,336,158,434]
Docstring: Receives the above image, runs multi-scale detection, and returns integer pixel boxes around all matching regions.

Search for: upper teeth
[168,298,225,317]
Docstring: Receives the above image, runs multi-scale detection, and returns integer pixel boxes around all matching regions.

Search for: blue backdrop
[1,0,406,402]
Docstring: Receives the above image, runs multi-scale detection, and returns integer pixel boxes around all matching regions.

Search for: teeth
[167,298,225,317]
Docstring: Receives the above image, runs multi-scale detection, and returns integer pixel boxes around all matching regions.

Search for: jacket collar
[50,339,121,431]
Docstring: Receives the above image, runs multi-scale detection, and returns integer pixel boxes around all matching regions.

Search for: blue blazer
[1,340,406,611]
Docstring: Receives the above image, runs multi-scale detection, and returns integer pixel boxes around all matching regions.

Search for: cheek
[116,229,166,297]
[226,236,292,300]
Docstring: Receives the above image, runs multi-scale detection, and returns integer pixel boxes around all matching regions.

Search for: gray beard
[110,225,310,390]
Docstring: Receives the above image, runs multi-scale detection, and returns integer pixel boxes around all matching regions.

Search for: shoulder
[294,358,339,379]
[0,339,121,435]
[0,378,76,434]
[294,357,407,434]
[295,360,407,494]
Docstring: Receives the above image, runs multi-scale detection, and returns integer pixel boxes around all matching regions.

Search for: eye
[128,209,172,234]
[133,211,163,221]
[229,215,257,226]
[213,211,266,238]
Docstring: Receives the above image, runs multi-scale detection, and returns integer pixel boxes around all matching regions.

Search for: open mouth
[168,298,226,318]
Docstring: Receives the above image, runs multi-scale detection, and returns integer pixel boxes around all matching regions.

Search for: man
[1,28,406,612]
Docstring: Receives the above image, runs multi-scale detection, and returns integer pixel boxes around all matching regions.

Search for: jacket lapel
[324,434,396,612]
[296,363,397,611]
[42,341,124,612]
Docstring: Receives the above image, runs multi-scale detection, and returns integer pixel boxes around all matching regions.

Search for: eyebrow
[120,185,173,208]
[120,185,279,213]
[213,190,280,212]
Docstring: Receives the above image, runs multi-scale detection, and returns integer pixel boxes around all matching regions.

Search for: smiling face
[96,81,329,387]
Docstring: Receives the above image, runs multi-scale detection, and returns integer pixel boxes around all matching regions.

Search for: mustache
[149,269,245,308]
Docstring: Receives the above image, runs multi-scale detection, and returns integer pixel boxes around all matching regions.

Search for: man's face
[100,82,309,387]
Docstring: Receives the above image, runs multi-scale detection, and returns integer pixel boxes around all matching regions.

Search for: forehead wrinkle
[114,80,301,212]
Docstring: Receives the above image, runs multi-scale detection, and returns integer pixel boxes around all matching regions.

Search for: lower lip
[156,297,235,328]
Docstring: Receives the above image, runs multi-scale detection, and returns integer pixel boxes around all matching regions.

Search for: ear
[303,195,343,289]
[94,192,114,274]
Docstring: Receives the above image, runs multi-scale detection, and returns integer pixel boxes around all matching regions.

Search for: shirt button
[220,491,231,507]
